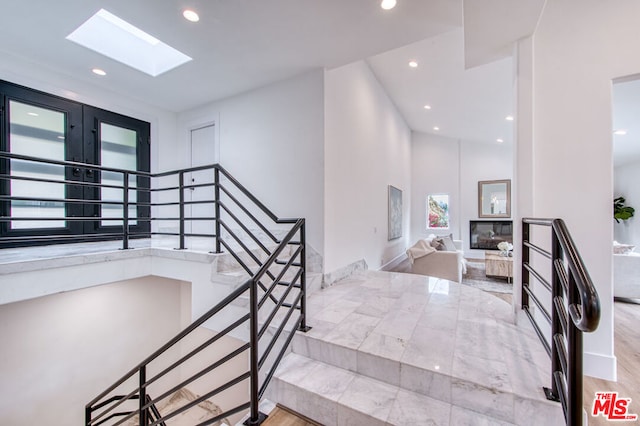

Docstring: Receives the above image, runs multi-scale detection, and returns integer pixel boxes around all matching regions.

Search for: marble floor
[268,270,563,426]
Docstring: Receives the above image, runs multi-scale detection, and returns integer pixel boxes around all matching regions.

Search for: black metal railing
[522,218,601,425]
[0,152,309,425]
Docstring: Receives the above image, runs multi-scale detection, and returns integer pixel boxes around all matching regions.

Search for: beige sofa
[407,237,466,283]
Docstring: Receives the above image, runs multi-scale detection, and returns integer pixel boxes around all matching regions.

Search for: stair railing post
[521,221,530,310]
[567,272,583,425]
[550,229,562,400]
[214,167,221,253]
[178,171,185,250]
[122,171,129,250]
[139,366,148,425]
[246,276,262,425]
[299,220,311,332]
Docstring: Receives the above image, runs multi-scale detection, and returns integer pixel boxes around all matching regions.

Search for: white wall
[614,162,640,246]
[0,277,189,426]
[410,131,513,257]
[324,61,412,273]
[460,139,513,258]
[525,0,640,380]
[176,70,325,257]
[411,132,461,243]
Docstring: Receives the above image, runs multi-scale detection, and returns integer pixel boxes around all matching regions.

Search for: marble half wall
[323,259,368,287]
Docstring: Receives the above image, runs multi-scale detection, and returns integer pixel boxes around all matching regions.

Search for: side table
[485,251,513,283]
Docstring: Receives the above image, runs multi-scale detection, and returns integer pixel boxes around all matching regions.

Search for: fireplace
[469,220,513,250]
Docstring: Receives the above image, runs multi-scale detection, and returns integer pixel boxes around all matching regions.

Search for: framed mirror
[478,179,511,218]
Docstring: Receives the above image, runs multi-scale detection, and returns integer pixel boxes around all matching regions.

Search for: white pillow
[613,241,635,254]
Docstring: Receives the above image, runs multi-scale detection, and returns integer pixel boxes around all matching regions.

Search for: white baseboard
[584,351,617,381]
[379,253,407,272]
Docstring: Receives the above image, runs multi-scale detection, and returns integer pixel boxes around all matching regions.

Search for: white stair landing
[265,270,564,426]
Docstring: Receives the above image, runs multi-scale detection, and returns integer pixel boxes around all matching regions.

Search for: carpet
[463,260,512,294]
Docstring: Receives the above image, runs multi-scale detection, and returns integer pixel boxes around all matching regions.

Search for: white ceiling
[0,0,544,143]
[462,0,546,69]
[367,29,514,143]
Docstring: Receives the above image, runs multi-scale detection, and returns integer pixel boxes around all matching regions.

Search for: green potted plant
[614,196,635,223]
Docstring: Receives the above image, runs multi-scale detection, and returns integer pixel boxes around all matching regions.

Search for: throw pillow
[431,237,446,251]
[442,234,457,251]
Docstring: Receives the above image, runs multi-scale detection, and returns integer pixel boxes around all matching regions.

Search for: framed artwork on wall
[427,194,450,229]
[388,185,403,240]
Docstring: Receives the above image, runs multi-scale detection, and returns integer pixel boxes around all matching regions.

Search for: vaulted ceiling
[0,0,546,144]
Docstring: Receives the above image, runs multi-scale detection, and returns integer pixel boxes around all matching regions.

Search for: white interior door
[188,123,217,237]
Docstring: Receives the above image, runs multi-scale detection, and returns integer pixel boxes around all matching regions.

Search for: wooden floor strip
[583,299,640,425]
[262,404,323,426]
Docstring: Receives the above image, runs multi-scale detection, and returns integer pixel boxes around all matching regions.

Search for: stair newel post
[139,366,148,425]
[85,405,92,426]
[299,220,311,332]
[549,228,562,401]
[214,167,221,253]
[178,171,185,250]
[521,221,530,311]
[245,276,264,425]
[122,171,129,250]
[567,270,583,425]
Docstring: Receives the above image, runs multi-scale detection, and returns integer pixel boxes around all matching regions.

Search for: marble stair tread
[267,353,526,426]
[281,271,564,425]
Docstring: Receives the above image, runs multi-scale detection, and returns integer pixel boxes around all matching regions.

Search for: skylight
[66,9,192,77]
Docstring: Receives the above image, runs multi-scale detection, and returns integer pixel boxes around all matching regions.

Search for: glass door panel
[9,100,66,229]
[99,122,138,227]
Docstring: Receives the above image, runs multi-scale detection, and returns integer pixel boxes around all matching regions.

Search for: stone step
[285,332,562,425]
[266,353,528,426]
[269,271,564,425]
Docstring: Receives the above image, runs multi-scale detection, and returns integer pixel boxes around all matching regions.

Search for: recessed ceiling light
[497,138,504,143]
[423,105,431,110]
[433,126,439,131]
[381,0,397,10]
[505,115,514,121]
[409,60,418,68]
[67,9,192,77]
[92,68,107,76]
[614,129,627,135]
[183,9,200,22]
[27,112,39,117]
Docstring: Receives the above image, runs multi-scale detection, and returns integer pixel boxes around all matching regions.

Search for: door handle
[72,168,81,177]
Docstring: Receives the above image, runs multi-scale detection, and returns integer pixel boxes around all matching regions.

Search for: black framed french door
[82,106,150,237]
[0,80,150,246]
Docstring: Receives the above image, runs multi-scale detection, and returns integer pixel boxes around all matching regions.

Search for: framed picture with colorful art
[427,194,449,229]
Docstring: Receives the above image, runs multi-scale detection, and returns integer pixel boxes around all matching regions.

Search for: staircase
[266,271,564,426]
[74,161,314,426]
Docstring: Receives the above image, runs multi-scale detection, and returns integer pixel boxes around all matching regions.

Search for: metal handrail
[521,218,601,426]
[0,151,309,425]
[0,152,292,250]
